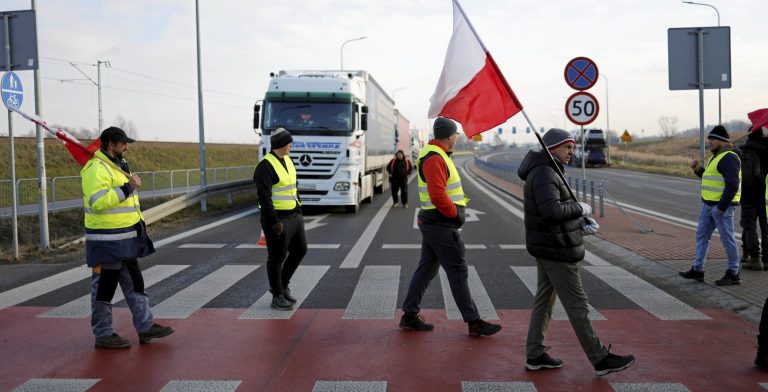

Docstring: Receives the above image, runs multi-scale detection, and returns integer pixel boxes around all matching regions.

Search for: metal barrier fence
[0,165,256,217]
[473,155,605,217]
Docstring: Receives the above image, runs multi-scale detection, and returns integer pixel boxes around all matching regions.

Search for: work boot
[594,345,635,376]
[715,270,741,286]
[95,333,131,349]
[403,203,408,208]
[468,319,502,336]
[270,294,294,310]
[757,335,768,370]
[526,347,563,371]
[745,257,764,271]
[678,267,704,282]
[393,202,399,207]
[399,314,434,331]
[138,323,174,344]
[283,287,297,304]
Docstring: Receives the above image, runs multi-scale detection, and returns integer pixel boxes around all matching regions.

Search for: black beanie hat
[708,125,730,142]
[270,127,293,149]
[433,117,458,139]
[543,128,575,150]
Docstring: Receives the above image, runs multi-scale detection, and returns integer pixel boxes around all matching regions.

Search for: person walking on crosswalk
[83,127,174,349]
[253,127,308,310]
[399,117,501,336]
[517,128,634,375]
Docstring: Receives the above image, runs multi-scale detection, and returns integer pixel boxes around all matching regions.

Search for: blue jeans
[91,260,154,338]
[694,203,740,274]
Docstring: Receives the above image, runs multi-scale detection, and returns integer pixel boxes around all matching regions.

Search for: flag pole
[453,0,577,201]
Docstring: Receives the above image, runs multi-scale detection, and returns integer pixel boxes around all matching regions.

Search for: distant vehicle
[571,129,608,167]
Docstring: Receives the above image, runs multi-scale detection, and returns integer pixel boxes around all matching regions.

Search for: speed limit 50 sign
[565,91,599,126]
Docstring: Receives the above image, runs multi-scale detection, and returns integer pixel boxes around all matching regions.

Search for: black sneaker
[271,295,295,310]
[715,270,741,286]
[594,346,635,376]
[283,287,297,304]
[95,333,131,349]
[468,319,501,336]
[138,323,174,344]
[678,267,704,282]
[399,314,434,331]
[526,349,563,371]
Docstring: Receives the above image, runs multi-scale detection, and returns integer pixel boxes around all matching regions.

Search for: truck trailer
[253,70,396,212]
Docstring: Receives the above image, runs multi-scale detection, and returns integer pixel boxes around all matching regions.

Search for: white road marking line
[584,250,611,266]
[39,265,190,318]
[178,243,227,249]
[511,266,605,321]
[11,378,100,392]
[611,383,691,392]
[440,266,498,320]
[235,243,340,249]
[152,265,259,319]
[343,266,400,320]
[159,380,242,392]
[584,266,710,320]
[499,244,526,249]
[382,244,486,249]
[462,381,537,392]
[154,208,258,248]
[340,201,393,269]
[239,265,329,319]
[312,381,388,392]
[0,266,90,311]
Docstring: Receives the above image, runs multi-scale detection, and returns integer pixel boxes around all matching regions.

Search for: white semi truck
[253,70,396,212]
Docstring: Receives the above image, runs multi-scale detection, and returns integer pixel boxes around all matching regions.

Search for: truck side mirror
[361,106,368,131]
[253,104,261,130]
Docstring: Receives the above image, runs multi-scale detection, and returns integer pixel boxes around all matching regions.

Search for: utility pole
[68,59,109,132]
[195,0,207,212]
[32,0,49,251]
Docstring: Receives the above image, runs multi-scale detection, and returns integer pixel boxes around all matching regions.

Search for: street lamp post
[683,1,721,124]
[602,73,610,165]
[391,86,407,102]
[340,36,367,70]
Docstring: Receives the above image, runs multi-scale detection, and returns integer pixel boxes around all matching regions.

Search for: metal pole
[32,0,48,250]
[603,74,610,165]
[4,14,19,259]
[697,28,706,163]
[683,1,721,124]
[581,125,586,182]
[195,0,207,212]
[340,36,367,70]
[96,60,103,131]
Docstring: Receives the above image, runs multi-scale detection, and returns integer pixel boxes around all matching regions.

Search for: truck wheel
[346,181,362,213]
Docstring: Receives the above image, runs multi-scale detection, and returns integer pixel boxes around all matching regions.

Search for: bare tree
[658,116,678,138]
[113,114,139,138]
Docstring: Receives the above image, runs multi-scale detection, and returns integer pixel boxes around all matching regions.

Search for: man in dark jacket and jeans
[518,128,634,376]
[739,129,768,271]
[387,149,412,207]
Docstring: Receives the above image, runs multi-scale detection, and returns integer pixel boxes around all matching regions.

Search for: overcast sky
[1,0,766,144]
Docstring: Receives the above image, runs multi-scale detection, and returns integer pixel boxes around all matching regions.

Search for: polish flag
[9,106,100,165]
[748,108,768,132]
[428,0,523,137]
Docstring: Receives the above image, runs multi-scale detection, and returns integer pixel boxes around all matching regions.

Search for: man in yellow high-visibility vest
[680,125,742,286]
[83,127,173,349]
[253,127,307,310]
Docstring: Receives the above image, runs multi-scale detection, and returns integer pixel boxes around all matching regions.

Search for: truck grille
[292,150,342,179]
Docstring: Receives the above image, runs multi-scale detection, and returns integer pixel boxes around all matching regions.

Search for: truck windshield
[263,102,353,134]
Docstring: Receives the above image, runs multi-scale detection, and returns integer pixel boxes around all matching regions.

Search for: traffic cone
[257,230,267,246]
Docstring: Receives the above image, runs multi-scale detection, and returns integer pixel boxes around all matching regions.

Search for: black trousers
[262,213,307,295]
[741,203,768,261]
[402,221,480,322]
[390,179,408,204]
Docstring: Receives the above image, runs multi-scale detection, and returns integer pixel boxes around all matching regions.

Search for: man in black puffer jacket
[518,128,634,376]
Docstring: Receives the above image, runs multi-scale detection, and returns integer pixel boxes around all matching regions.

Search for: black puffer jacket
[517,149,585,263]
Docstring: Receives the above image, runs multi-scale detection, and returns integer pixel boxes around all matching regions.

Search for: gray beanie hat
[708,125,730,142]
[271,127,293,149]
[433,117,458,139]
[543,128,575,150]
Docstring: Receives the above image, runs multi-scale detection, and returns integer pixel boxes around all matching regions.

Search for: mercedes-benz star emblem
[299,154,312,167]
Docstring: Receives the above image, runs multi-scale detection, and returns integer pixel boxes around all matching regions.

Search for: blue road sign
[498,127,503,134]
[512,126,516,134]
[1,72,23,110]
[564,57,599,91]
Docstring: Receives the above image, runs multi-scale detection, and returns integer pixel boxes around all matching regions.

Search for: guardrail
[0,165,256,217]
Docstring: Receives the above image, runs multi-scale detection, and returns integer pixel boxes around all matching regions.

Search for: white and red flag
[428,0,523,137]
[10,106,101,165]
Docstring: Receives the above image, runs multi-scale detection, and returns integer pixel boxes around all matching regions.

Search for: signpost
[564,57,600,184]
[621,129,632,162]
[2,70,23,260]
[565,91,600,126]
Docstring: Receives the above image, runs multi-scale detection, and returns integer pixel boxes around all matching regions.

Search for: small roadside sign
[1,71,23,110]
[472,134,482,142]
[565,57,599,91]
[621,130,632,143]
[565,91,599,126]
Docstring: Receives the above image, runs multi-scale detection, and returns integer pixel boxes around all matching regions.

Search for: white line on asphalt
[178,243,227,249]
[382,244,486,249]
[239,265,329,320]
[0,266,90,311]
[39,265,190,318]
[462,381,537,392]
[343,265,400,320]
[154,208,258,248]
[440,266,498,320]
[499,244,526,250]
[610,383,691,392]
[511,266,605,321]
[460,167,524,219]
[584,251,611,266]
[584,266,710,320]
[339,200,392,269]
[11,378,101,392]
[234,243,340,249]
[312,381,388,392]
[152,265,259,319]
[159,380,242,392]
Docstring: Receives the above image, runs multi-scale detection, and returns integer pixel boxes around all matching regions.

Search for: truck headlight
[334,182,350,191]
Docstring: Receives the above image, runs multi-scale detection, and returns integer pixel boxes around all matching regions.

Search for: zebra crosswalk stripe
[343,266,400,320]
[152,265,259,319]
[159,380,242,392]
[11,378,100,392]
[510,266,605,321]
[584,266,710,320]
[39,265,190,319]
[0,266,90,311]
[440,266,498,320]
[239,265,329,320]
[462,381,537,392]
[610,383,691,392]
[312,381,387,392]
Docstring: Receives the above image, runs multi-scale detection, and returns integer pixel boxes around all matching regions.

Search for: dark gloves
[454,206,466,227]
[272,221,284,235]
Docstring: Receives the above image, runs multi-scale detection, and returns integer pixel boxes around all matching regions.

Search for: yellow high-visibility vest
[263,153,300,210]
[81,150,143,229]
[417,144,468,210]
[701,150,741,203]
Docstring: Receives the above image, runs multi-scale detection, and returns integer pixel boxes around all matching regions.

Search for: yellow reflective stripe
[88,189,110,206]
[446,182,462,190]
[448,194,464,201]
[85,231,137,241]
[85,206,139,215]
[702,176,724,183]
[701,185,724,192]
[273,195,296,200]
[273,184,295,192]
